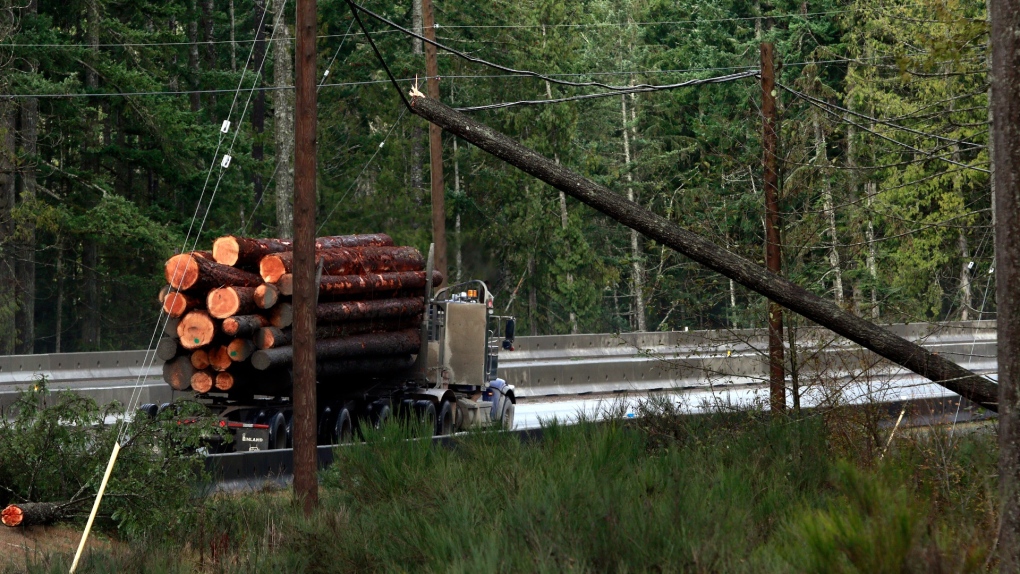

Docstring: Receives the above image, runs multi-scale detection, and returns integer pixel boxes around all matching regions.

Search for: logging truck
[153,240,517,452]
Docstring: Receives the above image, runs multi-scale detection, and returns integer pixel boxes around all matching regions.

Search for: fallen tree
[406,94,999,411]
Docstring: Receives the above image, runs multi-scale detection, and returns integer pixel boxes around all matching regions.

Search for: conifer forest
[0,0,996,353]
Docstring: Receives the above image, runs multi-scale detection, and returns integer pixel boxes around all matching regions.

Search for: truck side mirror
[502,318,516,350]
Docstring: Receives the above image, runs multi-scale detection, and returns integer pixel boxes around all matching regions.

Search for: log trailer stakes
[154,234,517,451]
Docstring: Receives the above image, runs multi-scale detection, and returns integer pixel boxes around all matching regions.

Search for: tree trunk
[960,231,972,321]
[82,239,101,350]
[229,0,237,72]
[54,242,63,353]
[15,1,37,354]
[453,138,462,283]
[201,0,216,114]
[527,256,538,336]
[188,0,201,112]
[621,93,646,331]
[407,94,998,410]
[251,0,267,233]
[865,181,879,318]
[990,0,1020,561]
[814,115,843,306]
[410,0,425,205]
[272,3,294,238]
[0,105,15,354]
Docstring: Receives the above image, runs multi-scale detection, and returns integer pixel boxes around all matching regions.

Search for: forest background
[0,0,995,353]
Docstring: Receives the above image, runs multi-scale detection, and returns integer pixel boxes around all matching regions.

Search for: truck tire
[268,411,287,450]
[137,403,158,419]
[333,406,354,444]
[369,401,391,430]
[498,395,515,430]
[413,400,436,435]
[436,399,454,436]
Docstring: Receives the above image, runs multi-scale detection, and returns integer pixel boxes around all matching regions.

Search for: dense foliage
[0,0,993,352]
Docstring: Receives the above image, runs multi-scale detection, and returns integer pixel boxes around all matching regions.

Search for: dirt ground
[0,524,116,571]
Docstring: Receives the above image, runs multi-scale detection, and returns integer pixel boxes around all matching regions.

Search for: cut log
[254,283,280,309]
[214,371,235,391]
[276,269,443,297]
[163,316,180,338]
[227,338,255,362]
[208,346,233,372]
[254,317,422,350]
[177,310,217,349]
[212,236,293,266]
[211,233,393,266]
[162,290,203,318]
[156,337,180,361]
[162,355,195,391]
[316,298,424,323]
[251,329,421,370]
[1,502,64,527]
[270,302,293,328]
[408,93,1000,411]
[190,349,211,370]
[207,286,258,319]
[259,246,424,283]
[165,253,262,292]
[222,314,269,337]
[255,326,291,349]
[191,370,214,393]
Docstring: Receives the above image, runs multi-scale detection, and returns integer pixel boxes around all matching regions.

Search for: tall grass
[4,402,999,573]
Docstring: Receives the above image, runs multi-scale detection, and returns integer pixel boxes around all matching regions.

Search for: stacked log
[156,234,432,395]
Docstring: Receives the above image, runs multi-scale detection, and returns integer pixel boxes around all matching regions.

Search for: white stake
[69,441,121,573]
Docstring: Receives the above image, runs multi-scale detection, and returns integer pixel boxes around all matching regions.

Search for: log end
[177,311,216,349]
[214,372,235,392]
[191,371,214,394]
[162,291,191,318]
[227,338,254,361]
[1,505,23,527]
[208,346,233,372]
[207,287,241,319]
[190,349,211,370]
[212,236,241,266]
[255,283,279,309]
[251,350,274,371]
[260,254,288,283]
[165,254,201,291]
[277,274,293,296]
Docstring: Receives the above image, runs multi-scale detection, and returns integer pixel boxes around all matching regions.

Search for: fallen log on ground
[2,502,65,527]
[259,246,424,283]
[251,329,421,370]
[407,94,999,411]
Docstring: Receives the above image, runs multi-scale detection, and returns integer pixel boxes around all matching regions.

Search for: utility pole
[292,0,318,514]
[990,0,1020,564]
[761,42,785,413]
[421,0,447,285]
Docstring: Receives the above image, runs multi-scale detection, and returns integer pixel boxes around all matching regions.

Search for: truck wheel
[370,401,391,430]
[413,400,436,435]
[498,396,515,430]
[333,406,354,444]
[268,412,287,450]
[137,403,158,419]
[436,400,454,436]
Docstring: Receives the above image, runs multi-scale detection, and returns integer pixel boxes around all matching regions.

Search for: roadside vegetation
[0,389,999,573]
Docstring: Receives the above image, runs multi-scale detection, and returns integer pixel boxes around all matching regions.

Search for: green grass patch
[4,402,999,573]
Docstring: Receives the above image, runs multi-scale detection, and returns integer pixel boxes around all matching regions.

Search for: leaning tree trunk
[0,105,15,354]
[272,1,294,238]
[406,94,999,411]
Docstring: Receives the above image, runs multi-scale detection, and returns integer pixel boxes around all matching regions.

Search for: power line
[434,9,852,28]
[0,29,400,49]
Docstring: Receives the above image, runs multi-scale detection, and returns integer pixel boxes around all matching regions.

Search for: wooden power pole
[421,0,447,285]
[761,43,785,413]
[990,0,1020,563]
[292,0,318,514]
